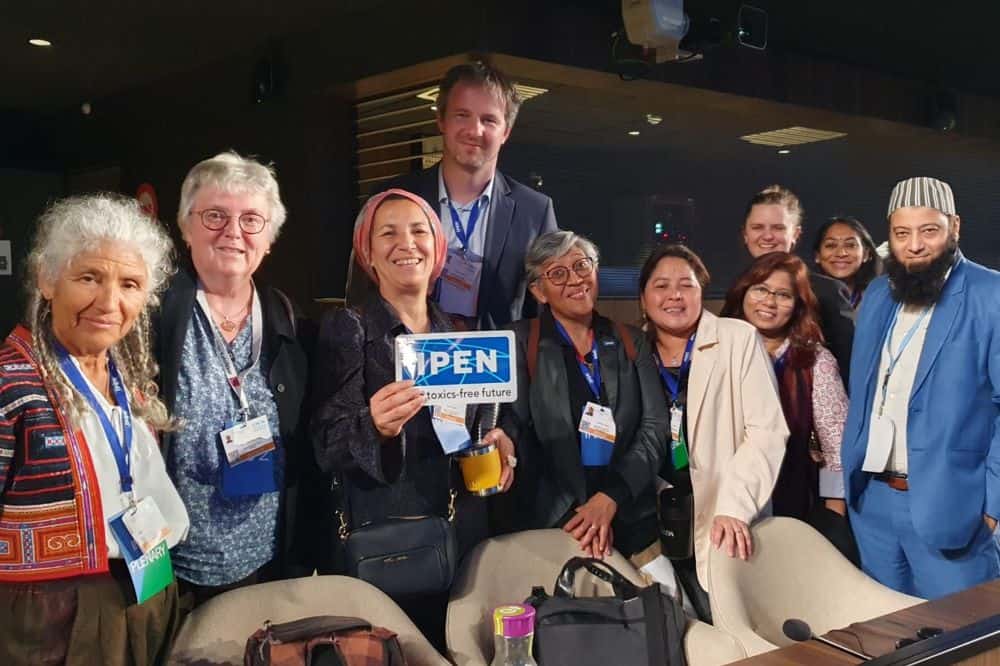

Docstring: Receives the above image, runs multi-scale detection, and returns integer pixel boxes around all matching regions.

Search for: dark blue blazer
[381,165,558,329]
[843,253,1000,550]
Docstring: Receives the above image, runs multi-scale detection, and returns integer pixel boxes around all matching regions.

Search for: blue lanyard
[878,305,931,415]
[447,198,482,252]
[773,347,789,376]
[554,320,602,399]
[54,342,134,494]
[657,335,695,403]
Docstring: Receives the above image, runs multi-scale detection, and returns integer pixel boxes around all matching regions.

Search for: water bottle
[490,604,537,666]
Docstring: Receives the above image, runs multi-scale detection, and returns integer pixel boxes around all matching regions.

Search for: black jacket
[352,165,558,329]
[309,295,488,555]
[506,309,669,540]
[809,272,855,385]
[153,266,311,575]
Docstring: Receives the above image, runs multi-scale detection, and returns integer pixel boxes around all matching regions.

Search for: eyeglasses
[539,257,597,286]
[747,284,796,308]
[192,208,268,234]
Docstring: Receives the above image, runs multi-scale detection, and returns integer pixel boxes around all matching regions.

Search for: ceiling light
[645,114,663,126]
[628,130,641,136]
[416,83,548,103]
[777,149,790,155]
[740,126,846,147]
[29,38,52,47]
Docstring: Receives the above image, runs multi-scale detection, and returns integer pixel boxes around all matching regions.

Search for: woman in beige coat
[639,244,788,622]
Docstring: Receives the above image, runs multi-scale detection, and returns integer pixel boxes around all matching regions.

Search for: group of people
[1,60,997,665]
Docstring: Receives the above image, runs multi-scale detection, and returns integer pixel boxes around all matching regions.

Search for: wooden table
[730,580,1000,665]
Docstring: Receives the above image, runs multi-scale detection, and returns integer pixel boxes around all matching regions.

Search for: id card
[121,496,171,554]
[862,415,895,473]
[669,404,689,470]
[437,249,483,317]
[432,402,472,454]
[109,502,174,604]
[220,415,276,466]
[580,401,615,467]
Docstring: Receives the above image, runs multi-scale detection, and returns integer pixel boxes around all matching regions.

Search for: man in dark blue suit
[379,62,557,329]
[843,176,1000,598]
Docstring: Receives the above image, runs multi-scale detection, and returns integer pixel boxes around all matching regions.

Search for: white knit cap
[887,177,956,218]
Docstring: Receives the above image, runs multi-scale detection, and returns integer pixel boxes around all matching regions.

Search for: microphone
[783,618,872,661]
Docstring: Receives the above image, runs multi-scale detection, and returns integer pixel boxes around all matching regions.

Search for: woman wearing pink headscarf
[310,190,515,648]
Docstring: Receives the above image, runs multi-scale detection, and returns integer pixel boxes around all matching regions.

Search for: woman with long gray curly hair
[0,193,189,665]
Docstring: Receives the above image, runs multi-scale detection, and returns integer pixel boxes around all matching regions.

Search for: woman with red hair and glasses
[721,252,852,553]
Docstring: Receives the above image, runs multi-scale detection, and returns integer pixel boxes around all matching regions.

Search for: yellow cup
[457,443,503,496]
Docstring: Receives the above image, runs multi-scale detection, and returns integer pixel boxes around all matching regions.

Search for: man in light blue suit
[843,176,1000,599]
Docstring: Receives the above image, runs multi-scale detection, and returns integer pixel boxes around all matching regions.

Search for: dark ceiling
[2,1,998,114]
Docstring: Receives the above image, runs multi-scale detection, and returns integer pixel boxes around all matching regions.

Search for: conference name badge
[432,402,473,454]
[109,497,174,604]
[220,415,276,465]
[438,249,483,317]
[579,401,615,466]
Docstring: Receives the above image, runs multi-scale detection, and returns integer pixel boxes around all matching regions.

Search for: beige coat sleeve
[712,331,789,523]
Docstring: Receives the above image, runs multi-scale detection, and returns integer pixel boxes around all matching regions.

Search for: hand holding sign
[370,379,425,439]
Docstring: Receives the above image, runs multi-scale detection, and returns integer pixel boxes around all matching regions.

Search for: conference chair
[167,575,450,666]
[707,516,923,657]
[446,528,746,666]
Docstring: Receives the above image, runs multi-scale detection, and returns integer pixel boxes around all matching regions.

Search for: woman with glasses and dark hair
[639,243,788,622]
[154,151,310,606]
[813,216,883,309]
[720,252,856,561]
[507,231,669,571]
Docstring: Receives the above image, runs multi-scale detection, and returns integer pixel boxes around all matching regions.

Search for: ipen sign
[394,331,517,406]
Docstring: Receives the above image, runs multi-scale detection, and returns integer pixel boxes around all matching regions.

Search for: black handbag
[527,557,688,666]
[335,475,458,600]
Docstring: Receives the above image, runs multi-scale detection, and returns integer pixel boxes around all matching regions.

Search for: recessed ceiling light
[416,83,548,103]
[430,105,437,112]
[777,149,791,155]
[740,126,846,147]
[628,130,641,136]
[645,114,663,126]
[29,38,52,47]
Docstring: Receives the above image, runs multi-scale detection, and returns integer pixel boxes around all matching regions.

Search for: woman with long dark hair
[721,252,849,531]
[813,216,883,309]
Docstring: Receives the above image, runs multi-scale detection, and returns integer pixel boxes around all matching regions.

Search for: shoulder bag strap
[527,317,541,381]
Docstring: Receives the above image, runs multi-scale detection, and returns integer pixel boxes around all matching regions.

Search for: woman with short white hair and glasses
[154,151,310,607]
[506,231,669,567]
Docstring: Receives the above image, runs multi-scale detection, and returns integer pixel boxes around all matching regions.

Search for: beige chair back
[707,516,922,656]
[168,575,450,666]
[446,528,745,666]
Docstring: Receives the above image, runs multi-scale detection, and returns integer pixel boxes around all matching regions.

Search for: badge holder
[109,498,175,604]
[579,401,615,467]
[220,413,279,498]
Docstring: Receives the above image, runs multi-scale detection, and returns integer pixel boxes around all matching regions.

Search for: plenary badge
[395,330,517,406]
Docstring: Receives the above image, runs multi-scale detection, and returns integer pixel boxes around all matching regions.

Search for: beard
[885,236,958,306]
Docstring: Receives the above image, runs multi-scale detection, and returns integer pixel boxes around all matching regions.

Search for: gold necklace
[213,302,249,332]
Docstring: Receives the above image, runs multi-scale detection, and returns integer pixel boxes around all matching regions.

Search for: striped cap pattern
[887,177,956,218]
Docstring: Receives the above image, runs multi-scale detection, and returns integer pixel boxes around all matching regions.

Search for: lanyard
[55,342,134,495]
[447,198,482,252]
[554,320,602,399]
[773,346,789,376]
[195,284,263,418]
[878,304,931,415]
[656,335,695,403]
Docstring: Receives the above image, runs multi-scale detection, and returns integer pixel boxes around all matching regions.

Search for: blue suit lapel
[911,257,967,397]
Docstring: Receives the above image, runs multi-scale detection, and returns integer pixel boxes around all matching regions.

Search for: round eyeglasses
[540,257,597,286]
[192,208,268,234]
[747,284,796,308]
